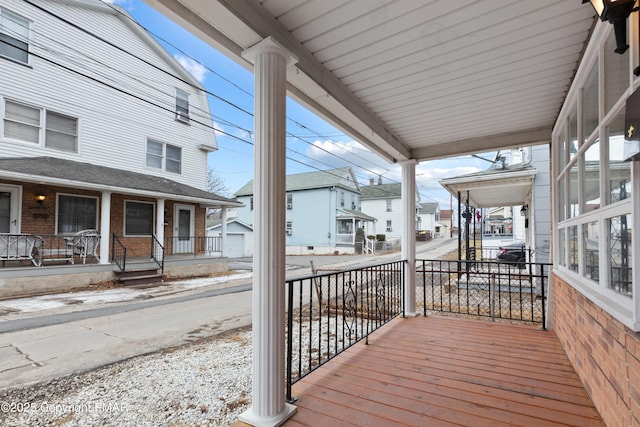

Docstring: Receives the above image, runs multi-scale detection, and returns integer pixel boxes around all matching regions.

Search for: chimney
[378,175,382,185]
[369,178,374,186]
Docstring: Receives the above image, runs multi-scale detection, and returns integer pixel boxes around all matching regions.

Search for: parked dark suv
[496,242,526,267]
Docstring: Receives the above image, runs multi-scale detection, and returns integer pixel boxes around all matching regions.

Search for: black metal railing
[163,235,222,257]
[111,234,127,273]
[151,234,165,275]
[416,259,550,327]
[286,260,405,402]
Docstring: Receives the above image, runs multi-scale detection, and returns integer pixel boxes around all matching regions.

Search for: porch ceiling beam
[411,127,552,162]
[207,0,411,163]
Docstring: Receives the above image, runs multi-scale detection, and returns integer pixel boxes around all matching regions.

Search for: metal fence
[416,259,550,327]
[286,260,405,402]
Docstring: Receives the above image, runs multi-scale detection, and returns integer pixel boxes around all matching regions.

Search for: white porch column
[99,191,111,264]
[221,206,228,256]
[239,37,297,427]
[401,160,418,316]
[156,199,165,261]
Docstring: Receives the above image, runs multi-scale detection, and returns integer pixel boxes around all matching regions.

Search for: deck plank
[283,316,603,427]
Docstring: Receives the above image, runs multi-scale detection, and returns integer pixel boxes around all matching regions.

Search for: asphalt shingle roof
[0,156,239,205]
[359,183,401,200]
[234,167,357,196]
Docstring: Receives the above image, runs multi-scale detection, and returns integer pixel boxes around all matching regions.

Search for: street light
[582,0,639,53]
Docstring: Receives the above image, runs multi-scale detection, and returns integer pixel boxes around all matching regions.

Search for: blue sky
[112,0,495,208]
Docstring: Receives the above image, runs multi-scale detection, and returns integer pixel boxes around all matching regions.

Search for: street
[0,238,457,390]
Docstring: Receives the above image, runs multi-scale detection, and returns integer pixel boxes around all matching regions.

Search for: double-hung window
[146,139,182,174]
[386,199,392,212]
[175,89,190,123]
[4,99,78,152]
[0,9,30,64]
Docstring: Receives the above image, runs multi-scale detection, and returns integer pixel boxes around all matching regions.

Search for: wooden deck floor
[278,316,603,427]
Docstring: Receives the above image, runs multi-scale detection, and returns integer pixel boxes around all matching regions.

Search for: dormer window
[175,89,189,123]
[0,9,30,65]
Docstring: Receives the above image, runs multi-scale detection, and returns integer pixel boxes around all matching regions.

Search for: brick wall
[552,274,640,427]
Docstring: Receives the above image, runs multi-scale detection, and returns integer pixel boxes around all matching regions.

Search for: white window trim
[55,193,99,235]
[552,21,638,330]
[0,8,31,66]
[2,98,79,152]
[146,138,182,174]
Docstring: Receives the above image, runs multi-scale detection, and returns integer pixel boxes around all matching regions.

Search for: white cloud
[174,54,208,83]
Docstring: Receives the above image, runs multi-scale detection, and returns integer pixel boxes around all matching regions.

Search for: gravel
[0,327,253,427]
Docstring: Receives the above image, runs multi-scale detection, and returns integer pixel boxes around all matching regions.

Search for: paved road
[0,238,457,390]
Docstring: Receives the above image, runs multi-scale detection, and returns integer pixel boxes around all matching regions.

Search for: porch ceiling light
[36,194,46,205]
[582,0,640,54]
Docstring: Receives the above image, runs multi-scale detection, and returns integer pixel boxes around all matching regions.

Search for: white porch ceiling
[145,0,596,164]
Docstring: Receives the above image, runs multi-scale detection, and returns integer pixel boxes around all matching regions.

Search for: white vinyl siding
[0,8,30,64]
[0,1,215,190]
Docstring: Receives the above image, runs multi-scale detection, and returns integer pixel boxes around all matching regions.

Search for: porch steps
[116,268,163,287]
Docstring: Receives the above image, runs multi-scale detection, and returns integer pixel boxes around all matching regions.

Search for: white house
[417,202,440,238]
[0,0,240,295]
[234,167,375,254]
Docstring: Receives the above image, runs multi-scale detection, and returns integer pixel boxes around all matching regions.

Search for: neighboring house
[0,0,240,296]
[416,202,440,237]
[234,167,375,254]
[440,146,550,264]
[359,181,403,241]
[439,209,453,237]
[360,181,433,241]
[207,218,253,258]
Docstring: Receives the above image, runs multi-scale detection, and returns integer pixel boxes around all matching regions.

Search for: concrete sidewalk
[0,238,458,390]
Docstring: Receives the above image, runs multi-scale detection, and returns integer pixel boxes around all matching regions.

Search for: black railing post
[541,264,546,330]
[285,279,295,403]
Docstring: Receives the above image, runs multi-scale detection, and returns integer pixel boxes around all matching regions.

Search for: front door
[0,185,20,233]
[174,204,194,254]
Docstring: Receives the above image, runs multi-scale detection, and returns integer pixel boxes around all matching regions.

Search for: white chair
[66,229,100,264]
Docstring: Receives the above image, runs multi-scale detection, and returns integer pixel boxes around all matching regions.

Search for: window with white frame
[175,89,189,123]
[146,139,182,174]
[286,193,292,209]
[553,27,635,325]
[45,111,77,152]
[386,199,392,212]
[124,201,154,236]
[250,197,253,210]
[3,100,79,152]
[340,191,344,207]
[0,8,30,64]
[57,194,98,234]
[386,220,392,232]
[286,221,292,236]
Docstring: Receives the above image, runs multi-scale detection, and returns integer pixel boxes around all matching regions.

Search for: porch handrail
[416,258,550,327]
[111,234,127,273]
[285,260,405,402]
[151,234,165,275]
